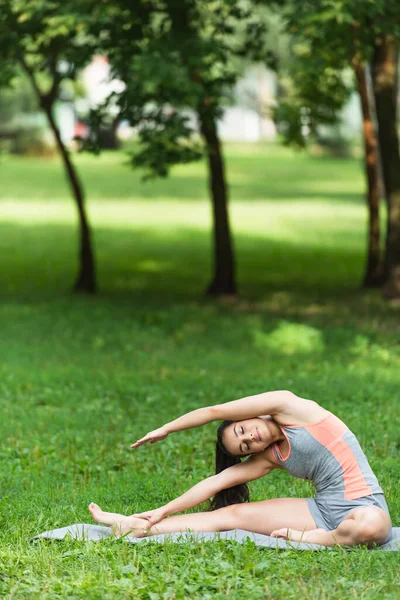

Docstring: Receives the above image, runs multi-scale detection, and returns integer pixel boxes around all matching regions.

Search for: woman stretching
[89,390,392,547]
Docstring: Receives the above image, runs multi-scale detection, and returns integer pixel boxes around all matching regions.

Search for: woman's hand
[131,507,167,527]
[130,426,169,448]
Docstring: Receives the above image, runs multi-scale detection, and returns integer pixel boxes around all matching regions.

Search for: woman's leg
[271,506,392,547]
[89,498,317,537]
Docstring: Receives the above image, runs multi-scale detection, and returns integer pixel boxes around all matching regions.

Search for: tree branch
[46,49,61,106]
[19,54,45,106]
[19,50,60,110]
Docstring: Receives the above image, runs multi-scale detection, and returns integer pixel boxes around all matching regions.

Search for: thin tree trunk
[45,107,96,293]
[165,2,236,297]
[21,60,96,294]
[371,35,400,297]
[198,109,236,296]
[352,59,382,286]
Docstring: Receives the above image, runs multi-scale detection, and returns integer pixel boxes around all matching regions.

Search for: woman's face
[222,417,272,456]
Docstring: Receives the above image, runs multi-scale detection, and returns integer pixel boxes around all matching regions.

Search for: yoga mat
[32,524,400,551]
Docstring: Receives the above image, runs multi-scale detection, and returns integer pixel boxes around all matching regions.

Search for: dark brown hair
[209,420,250,510]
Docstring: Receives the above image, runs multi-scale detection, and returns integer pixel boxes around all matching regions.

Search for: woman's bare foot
[88,502,149,537]
[89,502,118,526]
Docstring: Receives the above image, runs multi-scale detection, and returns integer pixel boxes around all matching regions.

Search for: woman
[89,390,392,547]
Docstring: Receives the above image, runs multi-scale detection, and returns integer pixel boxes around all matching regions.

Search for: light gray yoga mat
[32,524,400,551]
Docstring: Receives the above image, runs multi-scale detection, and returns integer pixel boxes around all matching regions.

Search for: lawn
[0,144,399,599]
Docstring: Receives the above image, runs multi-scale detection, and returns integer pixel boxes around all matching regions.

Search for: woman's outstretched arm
[131,405,219,448]
[133,453,273,527]
[131,390,297,448]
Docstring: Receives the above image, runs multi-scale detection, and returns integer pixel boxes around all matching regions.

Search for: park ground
[0,144,399,599]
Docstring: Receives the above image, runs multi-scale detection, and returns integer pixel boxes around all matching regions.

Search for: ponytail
[209,420,250,511]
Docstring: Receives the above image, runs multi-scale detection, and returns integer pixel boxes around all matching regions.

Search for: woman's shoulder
[274,393,330,427]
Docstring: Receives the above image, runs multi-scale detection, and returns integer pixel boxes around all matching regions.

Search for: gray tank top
[272,412,383,500]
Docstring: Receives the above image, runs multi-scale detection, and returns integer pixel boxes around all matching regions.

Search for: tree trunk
[45,106,96,293]
[21,58,96,293]
[198,109,236,296]
[165,3,236,297]
[371,35,400,297]
[352,60,382,286]
[98,115,121,150]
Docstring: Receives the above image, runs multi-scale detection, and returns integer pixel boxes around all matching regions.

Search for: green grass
[0,144,399,599]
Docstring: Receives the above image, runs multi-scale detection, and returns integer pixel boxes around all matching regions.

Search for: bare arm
[133,453,273,525]
[211,390,296,422]
[132,390,296,448]
[131,406,216,448]
[166,390,293,431]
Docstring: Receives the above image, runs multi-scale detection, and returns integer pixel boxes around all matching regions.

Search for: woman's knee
[217,502,249,525]
[222,503,245,518]
[354,507,391,546]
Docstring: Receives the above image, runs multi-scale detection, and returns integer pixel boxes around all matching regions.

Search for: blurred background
[1,2,400,597]
[1,0,399,302]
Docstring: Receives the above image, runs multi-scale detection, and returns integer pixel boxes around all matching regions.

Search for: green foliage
[85,0,270,178]
[276,63,352,144]
[128,112,203,179]
[275,0,400,149]
[273,4,353,148]
[0,73,39,121]
[0,72,54,155]
[0,0,97,106]
[1,147,400,598]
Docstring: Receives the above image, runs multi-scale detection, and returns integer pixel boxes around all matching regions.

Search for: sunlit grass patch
[253,321,325,355]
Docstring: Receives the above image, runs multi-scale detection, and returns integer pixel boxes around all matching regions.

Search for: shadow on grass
[0,220,374,309]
